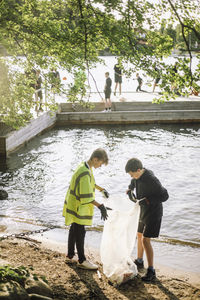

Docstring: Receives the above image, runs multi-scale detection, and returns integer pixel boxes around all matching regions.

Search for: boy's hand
[98,204,108,220]
[101,189,109,198]
[138,197,150,205]
[126,189,137,202]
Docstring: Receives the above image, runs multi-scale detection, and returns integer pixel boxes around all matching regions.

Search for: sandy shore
[0,237,200,300]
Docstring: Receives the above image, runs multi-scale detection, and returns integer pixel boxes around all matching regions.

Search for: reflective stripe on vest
[66,208,93,220]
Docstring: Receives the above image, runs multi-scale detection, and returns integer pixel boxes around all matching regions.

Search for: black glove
[101,189,109,198]
[126,190,137,202]
[98,204,108,220]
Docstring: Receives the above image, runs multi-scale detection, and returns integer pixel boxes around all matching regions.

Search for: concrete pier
[1,99,200,158]
[0,112,56,158]
[57,101,200,125]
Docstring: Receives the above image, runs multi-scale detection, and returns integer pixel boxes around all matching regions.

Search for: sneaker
[108,108,112,112]
[65,255,78,265]
[141,268,156,282]
[78,260,98,270]
[134,259,144,269]
[102,109,108,112]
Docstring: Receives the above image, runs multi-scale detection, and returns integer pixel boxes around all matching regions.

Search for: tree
[0,0,200,128]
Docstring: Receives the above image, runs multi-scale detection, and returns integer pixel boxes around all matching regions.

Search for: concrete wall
[56,109,200,125]
[57,101,200,125]
[59,101,200,112]
[0,112,56,158]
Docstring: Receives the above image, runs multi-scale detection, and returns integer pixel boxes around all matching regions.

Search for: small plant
[40,275,48,284]
[0,265,30,286]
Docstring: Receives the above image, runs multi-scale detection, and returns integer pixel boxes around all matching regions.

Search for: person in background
[49,68,61,92]
[114,62,122,96]
[152,67,161,93]
[103,72,112,112]
[171,62,180,94]
[172,62,178,75]
[136,73,143,92]
[63,148,109,270]
[125,158,169,282]
[35,70,43,111]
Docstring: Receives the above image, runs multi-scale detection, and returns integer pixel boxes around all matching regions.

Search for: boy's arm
[145,177,169,204]
[128,179,135,190]
[95,184,109,198]
[127,179,136,201]
[95,184,104,191]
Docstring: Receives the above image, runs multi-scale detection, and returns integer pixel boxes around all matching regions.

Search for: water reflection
[0,124,200,247]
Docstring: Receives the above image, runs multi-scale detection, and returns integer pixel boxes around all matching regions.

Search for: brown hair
[125,158,143,173]
[90,148,108,165]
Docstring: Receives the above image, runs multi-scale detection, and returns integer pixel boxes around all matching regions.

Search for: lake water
[1,123,200,248]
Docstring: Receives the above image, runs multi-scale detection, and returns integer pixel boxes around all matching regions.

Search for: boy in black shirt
[114,63,122,96]
[125,158,169,282]
[136,73,143,92]
[103,72,112,112]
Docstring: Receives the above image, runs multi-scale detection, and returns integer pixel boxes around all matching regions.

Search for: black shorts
[155,77,160,84]
[115,74,122,84]
[138,218,162,238]
[104,90,111,99]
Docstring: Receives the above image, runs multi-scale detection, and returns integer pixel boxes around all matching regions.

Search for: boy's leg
[74,223,86,264]
[39,91,43,111]
[134,222,145,268]
[114,82,118,95]
[67,223,76,258]
[141,237,156,282]
[142,218,161,268]
[137,232,144,259]
[105,98,108,109]
[103,98,108,111]
[142,237,153,267]
[35,91,38,111]
[141,219,162,281]
[108,97,112,110]
[152,82,156,92]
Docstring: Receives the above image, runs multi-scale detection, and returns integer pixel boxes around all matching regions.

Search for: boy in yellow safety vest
[63,148,109,270]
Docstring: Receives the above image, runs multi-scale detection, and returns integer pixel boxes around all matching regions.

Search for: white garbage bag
[100,195,140,285]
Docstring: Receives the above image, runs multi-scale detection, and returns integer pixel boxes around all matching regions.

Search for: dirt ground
[0,238,200,300]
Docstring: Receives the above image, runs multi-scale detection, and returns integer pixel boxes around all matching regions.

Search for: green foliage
[0,265,30,286]
[0,0,200,128]
[67,69,88,103]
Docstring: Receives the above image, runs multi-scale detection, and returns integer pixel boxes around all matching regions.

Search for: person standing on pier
[103,72,112,112]
[114,62,122,96]
[35,70,43,111]
[152,67,161,93]
[136,73,143,92]
[63,148,109,270]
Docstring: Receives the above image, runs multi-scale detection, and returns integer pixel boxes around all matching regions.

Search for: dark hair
[90,148,108,165]
[125,158,143,173]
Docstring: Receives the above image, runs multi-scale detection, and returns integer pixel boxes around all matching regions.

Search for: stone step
[56,109,200,125]
[59,101,200,112]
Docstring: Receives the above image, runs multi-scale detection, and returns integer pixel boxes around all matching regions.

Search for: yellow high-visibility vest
[63,162,95,226]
